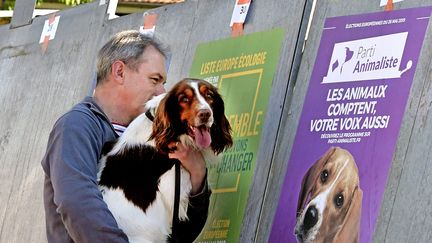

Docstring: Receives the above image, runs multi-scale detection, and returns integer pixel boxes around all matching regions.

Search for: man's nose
[155,83,166,95]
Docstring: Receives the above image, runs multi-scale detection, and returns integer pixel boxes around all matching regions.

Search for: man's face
[122,45,166,121]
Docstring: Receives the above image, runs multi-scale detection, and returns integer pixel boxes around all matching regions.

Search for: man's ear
[111,60,126,84]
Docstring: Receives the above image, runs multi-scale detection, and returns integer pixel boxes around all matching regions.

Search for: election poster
[189,28,285,242]
[270,7,431,243]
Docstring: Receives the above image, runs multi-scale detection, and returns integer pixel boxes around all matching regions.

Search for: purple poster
[270,7,431,243]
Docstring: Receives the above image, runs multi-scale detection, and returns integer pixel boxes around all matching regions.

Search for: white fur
[190,81,214,127]
[97,156,107,182]
[145,93,166,111]
[98,94,193,243]
[110,112,155,155]
[101,94,166,159]
[100,165,191,243]
[97,115,155,183]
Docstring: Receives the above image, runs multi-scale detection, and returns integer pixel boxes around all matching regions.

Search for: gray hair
[96,30,167,84]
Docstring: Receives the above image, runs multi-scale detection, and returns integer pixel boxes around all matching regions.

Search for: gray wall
[0,2,108,242]
[0,0,431,242]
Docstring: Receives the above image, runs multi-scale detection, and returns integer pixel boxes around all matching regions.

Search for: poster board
[270,6,431,243]
[189,28,284,242]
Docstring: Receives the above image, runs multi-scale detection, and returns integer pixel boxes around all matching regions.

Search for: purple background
[270,7,431,243]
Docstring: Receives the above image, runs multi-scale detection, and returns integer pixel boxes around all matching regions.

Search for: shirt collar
[82,96,120,138]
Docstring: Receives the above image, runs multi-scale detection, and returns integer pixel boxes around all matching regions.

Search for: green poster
[189,28,284,243]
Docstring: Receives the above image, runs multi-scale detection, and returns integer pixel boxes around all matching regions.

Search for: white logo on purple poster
[323,32,411,83]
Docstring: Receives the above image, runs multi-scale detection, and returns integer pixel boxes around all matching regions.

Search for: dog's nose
[198,109,211,122]
[303,205,318,232]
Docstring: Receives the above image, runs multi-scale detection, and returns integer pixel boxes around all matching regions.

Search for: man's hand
[169,143,206,195]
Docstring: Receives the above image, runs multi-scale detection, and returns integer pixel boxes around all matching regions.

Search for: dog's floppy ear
[150,93,179,153]
[297,147,336,215]
[335,186,362,243]
[210,88,233,154]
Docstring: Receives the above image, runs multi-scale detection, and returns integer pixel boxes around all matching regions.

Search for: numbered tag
[139,13,157,37]
[39,15,60,43]
[230,0,251,27]
[380,0,403,6]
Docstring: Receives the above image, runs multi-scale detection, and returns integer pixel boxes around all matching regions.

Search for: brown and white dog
[98,78,232,242]
[295,147,362,243]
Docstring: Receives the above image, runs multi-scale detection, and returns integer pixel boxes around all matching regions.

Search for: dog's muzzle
[295,205,319,242]
[303,205,319,231]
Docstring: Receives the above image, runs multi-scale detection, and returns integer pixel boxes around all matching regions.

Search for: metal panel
[374,1,432,241]
[2,0,432,242]
[96,2,309,242]
[10,0,37,28]
[236,0,311,242]
[0,2,107,242]
[1,0,310,241]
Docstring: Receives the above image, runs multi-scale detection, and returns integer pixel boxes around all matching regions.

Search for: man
[41,30,210,243]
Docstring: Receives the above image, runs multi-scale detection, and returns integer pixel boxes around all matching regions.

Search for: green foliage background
[0,0,92,10]
[0,0,92,25]
[43,0,93,6]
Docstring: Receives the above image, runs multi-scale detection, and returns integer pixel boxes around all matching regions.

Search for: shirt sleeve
[175,172,212,242]
[44,111,128,243]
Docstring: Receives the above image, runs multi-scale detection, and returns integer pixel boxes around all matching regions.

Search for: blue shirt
[42,97,128,242]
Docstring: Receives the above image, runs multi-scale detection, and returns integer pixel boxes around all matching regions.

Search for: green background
[189,28,284,243]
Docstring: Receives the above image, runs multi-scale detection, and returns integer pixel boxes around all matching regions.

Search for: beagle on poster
[295,147,363,243]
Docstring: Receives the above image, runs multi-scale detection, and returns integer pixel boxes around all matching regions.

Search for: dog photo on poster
[270,6,431,243]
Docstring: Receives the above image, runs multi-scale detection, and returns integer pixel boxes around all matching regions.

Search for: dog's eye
[320,170,329,183]
[334,194,344,208]
[205,91,214,99]
[179,95,190,103]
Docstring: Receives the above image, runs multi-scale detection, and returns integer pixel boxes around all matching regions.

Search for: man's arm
[169,144,211,242]
[176,175,211,242]
[42,111,128,243]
